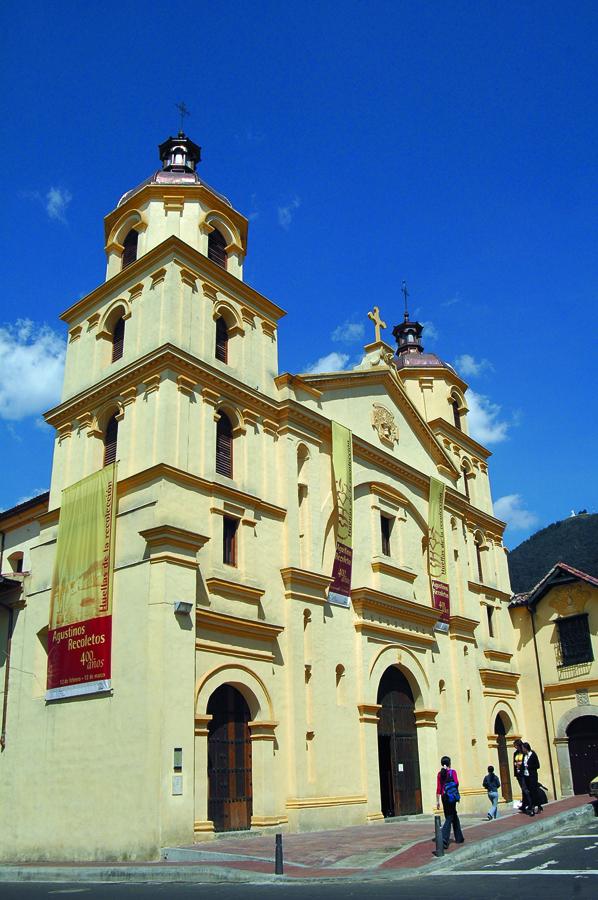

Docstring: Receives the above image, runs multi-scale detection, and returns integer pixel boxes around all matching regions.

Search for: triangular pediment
[299,365,458,481]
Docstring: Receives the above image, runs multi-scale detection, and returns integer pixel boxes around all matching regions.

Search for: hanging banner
[428,477,450,624]
[46,464,117,700]
[328,422,353,608]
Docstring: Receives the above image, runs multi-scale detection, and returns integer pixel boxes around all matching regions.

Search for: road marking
[431,870,598,876]
[484,841,558,865]
[554,834,598,839]
[533,859,558,870]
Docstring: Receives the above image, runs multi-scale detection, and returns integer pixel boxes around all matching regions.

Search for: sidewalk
[0,794,593,884]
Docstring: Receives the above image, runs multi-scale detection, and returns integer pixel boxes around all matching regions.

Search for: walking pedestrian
[436,755,464,848]
[513,738,532,813]
[523,742,543,813]
[482,765,500,819]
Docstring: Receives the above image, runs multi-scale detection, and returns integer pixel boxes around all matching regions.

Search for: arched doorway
[207,684,252,832]
[377,666,422,817]
[567,716,598,794]
[494,713,513,802]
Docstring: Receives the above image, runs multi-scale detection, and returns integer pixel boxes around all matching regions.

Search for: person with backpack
[482,765,501,819]
[522,742,543,814]
[436,755,464,848]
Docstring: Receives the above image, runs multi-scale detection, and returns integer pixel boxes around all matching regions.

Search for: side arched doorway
[207,684,252,832]
[567,716,598,794]
[377,666,422,817]
[494,713,513,802]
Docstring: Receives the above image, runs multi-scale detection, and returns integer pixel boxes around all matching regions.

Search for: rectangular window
[380,514,392,556]
[486,605,495,638]
[223,516,238,567]
[557,614,594,666]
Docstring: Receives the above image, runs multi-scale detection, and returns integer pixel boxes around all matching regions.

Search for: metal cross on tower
[401,281,410,321]
[175,101,190,134]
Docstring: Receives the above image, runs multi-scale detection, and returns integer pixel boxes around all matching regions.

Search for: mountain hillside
[507,512,598,594]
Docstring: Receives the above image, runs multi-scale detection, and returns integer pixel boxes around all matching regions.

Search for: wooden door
[377,667,422,816]
[494,714,513,802]
[568,716,598,795]
[207,685,252,832]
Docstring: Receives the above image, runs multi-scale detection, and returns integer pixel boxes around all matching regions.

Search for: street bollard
[275,832,284,874]
[434,814,444,857]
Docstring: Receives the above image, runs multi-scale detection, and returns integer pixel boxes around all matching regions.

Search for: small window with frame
[380,514,392,556]
[223,516,238,567]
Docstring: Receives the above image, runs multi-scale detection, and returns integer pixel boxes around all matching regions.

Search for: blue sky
[1,0,597,547]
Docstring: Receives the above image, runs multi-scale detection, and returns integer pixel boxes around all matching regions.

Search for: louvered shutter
[215,317,228,363]
[112,317,125,362]
[122,230,138,269]
[103,416,118,466]
[208,229,228,269]
[216,413,233,477]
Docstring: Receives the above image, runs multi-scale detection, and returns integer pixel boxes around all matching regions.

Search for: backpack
[444,770,460,803]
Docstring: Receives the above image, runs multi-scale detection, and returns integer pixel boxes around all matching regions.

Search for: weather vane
[175,101,190,134]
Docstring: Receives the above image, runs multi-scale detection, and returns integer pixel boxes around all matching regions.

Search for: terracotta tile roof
[509,561,598,608]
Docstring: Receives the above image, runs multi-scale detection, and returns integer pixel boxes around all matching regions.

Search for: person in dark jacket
[482,765,501,819]
[513,739,532,813]
[523,742,543,813]
[436,755,464,848]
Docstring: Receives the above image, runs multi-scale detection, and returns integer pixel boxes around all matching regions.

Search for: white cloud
[441,293,461,307]
[422,320,439,341]
[0,320,66,420]
[16,488,49,505]
[46,187,72,222]
[454,354,494,377]
[304,351,350,374]
[494,494,539,531]
[467,389,510,444]
[277,196,301,229]
[332,321,365,343]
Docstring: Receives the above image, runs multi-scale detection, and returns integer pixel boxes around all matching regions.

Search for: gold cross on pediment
[367,306,387,343]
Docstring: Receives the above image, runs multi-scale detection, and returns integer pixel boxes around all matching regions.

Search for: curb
[0,801,594,885]
[424,800,596,873]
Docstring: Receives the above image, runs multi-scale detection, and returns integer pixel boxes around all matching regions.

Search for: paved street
[0,815,596,899]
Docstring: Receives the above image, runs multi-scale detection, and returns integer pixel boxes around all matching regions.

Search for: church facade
[0,133,539,861]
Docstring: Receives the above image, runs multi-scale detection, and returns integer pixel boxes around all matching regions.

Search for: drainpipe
[529,605,557,799]
[0,529,5,573]
[0,599,14,751]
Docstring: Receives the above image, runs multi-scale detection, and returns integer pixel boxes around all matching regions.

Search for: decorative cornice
[479,668,521,690]
[414,708,439,728]
[139,524,210,554]
[354,620,436,649]
[196,607,283,642]
[468,580,511,602]
[543,677,598,698]
[280,567,332,603]
[428,417,491,460]
[351,586,439,629]
[205,576,265,604]
[371,559,417,583]
[357,703,381,724]
[483,649,513,663]
[274,373,323,399]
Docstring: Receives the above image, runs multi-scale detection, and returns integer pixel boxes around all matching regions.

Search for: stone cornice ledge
[468,581,511,602]
[139,525,210,554]
[196,607,283,642]
[205,576,265,604]
[351,586,439,629]
[371,558,417,583]
[479,668,521,689]
[280,567,332,603]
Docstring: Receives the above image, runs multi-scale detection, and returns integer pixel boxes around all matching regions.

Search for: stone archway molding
[368,644,430,708]
[554,703,598,797]
[195,662,275,722]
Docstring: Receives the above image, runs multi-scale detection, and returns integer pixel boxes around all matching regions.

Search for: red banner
[431,578,450,623]
[47,615,112,693]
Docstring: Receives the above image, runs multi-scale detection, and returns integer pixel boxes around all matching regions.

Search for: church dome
[117,132,232,209]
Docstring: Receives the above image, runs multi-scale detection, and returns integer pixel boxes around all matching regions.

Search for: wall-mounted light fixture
[174,600,193,616]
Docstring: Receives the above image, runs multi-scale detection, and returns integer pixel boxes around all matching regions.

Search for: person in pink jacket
[436,755,465,848]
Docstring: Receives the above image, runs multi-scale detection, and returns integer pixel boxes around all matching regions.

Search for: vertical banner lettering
[428,477,450,624]
[46,464,117,700]
[328,422,353,608]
